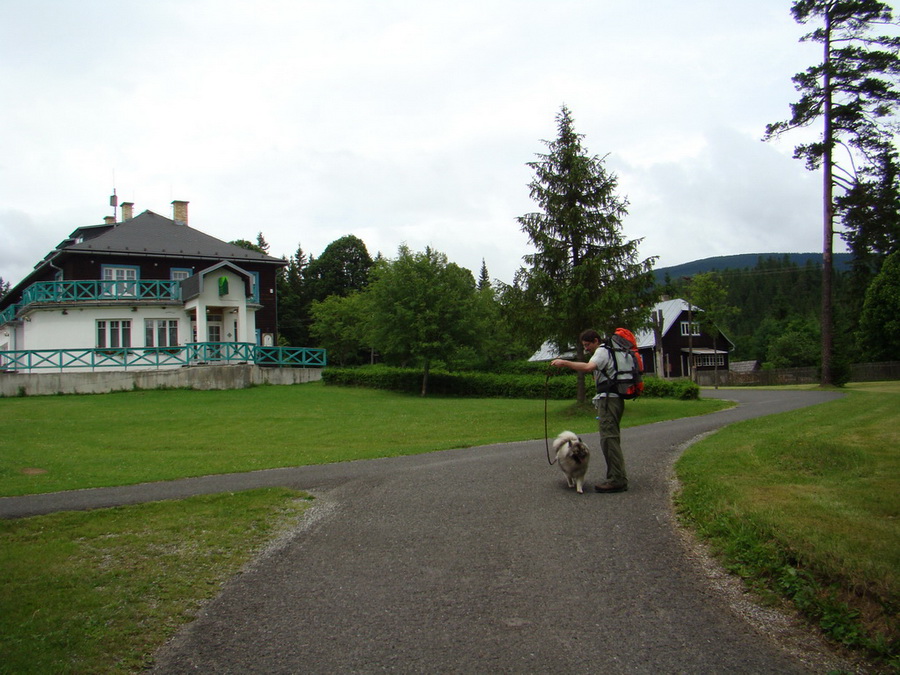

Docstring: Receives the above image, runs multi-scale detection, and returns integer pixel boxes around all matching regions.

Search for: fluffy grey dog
[553,430,591,494]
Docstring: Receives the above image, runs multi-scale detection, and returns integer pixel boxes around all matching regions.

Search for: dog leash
[544,367,557,465]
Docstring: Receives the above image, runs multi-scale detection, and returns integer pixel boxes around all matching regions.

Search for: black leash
[544,366,556,465]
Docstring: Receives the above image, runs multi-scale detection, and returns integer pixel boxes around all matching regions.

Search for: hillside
[653,252,852,283]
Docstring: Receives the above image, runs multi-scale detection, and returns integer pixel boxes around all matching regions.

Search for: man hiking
[551,329,632,493]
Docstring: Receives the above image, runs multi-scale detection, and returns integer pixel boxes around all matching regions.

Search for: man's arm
[550,358,596,373]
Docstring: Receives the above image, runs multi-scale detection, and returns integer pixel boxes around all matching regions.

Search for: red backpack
[602,328,644,399]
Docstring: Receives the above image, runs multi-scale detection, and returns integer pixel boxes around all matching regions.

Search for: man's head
[579,329,602,354]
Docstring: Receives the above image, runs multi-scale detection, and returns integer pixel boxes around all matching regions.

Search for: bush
[323,366,699,400]
[641,376,701,400]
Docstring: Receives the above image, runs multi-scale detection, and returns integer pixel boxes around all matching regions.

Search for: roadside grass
[0,488,311,674]
[0,382,728,497]
[675,382,900,667]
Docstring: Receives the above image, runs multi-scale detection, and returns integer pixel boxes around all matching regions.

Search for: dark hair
[579,329,602,343]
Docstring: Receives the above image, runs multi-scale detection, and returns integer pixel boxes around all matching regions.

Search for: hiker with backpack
[551,328,643,494]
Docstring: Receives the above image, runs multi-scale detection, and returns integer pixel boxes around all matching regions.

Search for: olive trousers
[595,394,627,486]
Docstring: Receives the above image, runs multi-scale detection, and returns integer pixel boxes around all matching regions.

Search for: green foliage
[309,292,372,366]
[322,364,577,399]
[322,366,700,400]
[765,0,900,174]
[672,255,856,364]
[766,318,821,368]
[858,250,900,360]
[366,245,484,394]
[641,376,701,400]
[305,234,373,303]
[517,105,657,401]
[277,244,311,347]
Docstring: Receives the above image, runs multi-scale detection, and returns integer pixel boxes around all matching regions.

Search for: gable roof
[634,298,693,349]
[63,210,284,264]
[181,261,256,301]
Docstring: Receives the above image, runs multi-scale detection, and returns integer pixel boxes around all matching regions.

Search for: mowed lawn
[0,382,727,497]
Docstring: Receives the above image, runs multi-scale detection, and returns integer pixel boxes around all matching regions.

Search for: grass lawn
[675,382,899,666]
[0,382,727,497]
[0,488,311,674]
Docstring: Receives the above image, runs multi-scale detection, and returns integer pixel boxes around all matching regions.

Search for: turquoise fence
[0,343,326,371]
[19,280,181,304]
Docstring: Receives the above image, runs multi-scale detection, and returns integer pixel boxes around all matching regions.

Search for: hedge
[321,365,700,400]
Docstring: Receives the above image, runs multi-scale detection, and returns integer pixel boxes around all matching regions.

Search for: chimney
[121,202,134,221]
[172,200,189,225]
[104,216,116,225]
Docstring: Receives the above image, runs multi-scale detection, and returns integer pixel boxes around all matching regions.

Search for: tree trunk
[821,8,835,387]
[575,343,587,404]
[421,359,430,397]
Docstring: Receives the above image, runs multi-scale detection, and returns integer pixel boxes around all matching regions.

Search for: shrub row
[322,365,700,400]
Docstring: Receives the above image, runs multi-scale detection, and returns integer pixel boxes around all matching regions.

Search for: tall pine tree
[764,0,900,385]
[518,105,657,402]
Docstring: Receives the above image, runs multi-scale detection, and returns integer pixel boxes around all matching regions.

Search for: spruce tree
[518,105,657,402]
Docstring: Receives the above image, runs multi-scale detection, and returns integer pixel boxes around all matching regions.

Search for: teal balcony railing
[0,304,18,326]
[19,280,181,305]
[0,343,326,371]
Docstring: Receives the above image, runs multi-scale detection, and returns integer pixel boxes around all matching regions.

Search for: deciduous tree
[306,235,373,303]
[366,245,481,395]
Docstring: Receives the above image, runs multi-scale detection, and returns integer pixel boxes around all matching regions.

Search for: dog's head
[567,439,589,463]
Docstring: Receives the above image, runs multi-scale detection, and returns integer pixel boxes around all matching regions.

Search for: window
[680,321,700,337]
[145,319,179,347]
[97,320,131,349]
[695,354,725,367]
[170,268,191,281]
[101,265,138,297]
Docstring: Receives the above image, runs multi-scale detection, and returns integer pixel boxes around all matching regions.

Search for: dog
[552,431,591,494]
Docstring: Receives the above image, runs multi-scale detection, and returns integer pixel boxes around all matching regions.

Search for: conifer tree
[518,105,656,402]
[764,0,900,385]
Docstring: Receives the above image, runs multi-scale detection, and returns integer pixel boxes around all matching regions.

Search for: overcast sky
[1,0,852,287]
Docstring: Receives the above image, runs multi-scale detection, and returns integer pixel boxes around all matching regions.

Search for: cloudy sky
[1,0,842,287]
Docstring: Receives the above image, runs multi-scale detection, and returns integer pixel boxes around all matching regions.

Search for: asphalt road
[1,389,847,673]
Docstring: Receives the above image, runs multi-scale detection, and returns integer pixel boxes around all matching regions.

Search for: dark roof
[64,210,284,264]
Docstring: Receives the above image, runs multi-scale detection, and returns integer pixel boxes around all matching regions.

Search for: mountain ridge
[653,252,852,282]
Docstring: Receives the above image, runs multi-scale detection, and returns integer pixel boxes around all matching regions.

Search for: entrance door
[207,322,223,360]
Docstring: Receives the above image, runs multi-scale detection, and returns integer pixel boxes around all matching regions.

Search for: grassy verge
[0,382,728,497]
[675,382,899,667]
[0,488,311,674]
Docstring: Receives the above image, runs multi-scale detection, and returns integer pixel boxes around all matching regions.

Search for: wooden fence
[696,361,900,387]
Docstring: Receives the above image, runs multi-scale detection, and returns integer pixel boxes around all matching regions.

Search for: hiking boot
[595,481,628,493]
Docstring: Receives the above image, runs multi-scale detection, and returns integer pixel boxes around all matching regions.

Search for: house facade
[0,201,321,373]
[634,298,733,380]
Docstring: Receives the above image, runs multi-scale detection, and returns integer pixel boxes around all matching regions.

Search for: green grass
[675,382,900,666]
[0,382,727,497]
[0,488,311,674]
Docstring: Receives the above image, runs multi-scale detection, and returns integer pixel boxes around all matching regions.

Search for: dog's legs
[575,477,584,494]
[566,476,575,488]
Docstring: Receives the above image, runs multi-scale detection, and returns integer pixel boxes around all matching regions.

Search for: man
[550,329,628,493]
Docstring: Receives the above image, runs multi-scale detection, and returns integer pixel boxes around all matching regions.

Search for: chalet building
[529,298,732,381]
[0,201,317,374]
[634,298,733,380]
